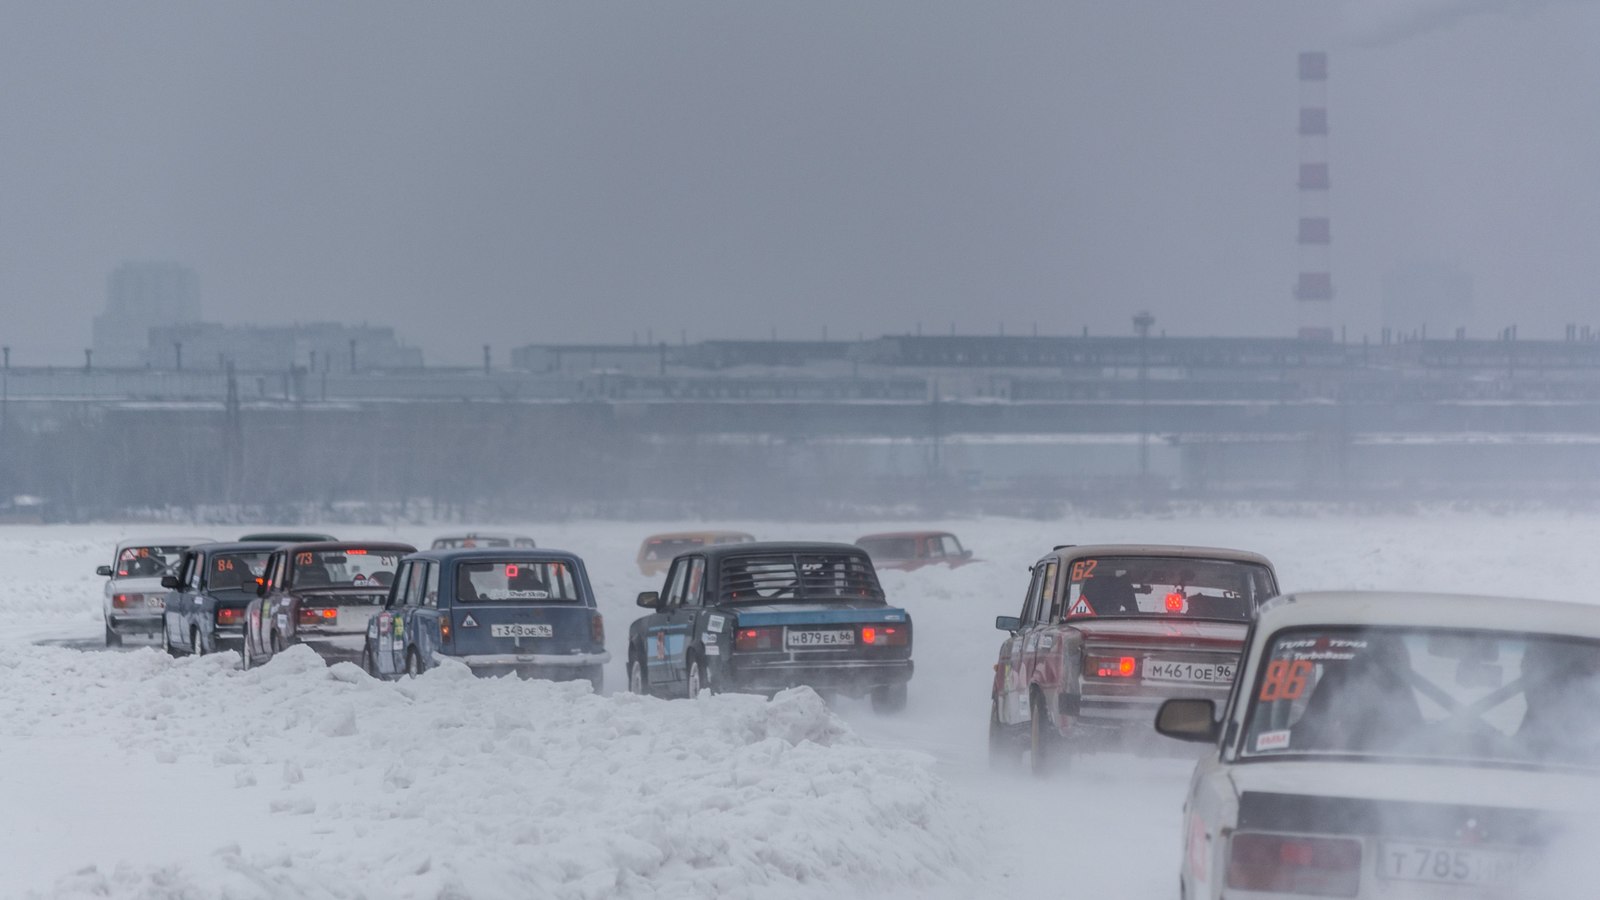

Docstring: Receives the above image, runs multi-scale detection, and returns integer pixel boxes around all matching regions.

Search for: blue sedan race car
[628,541,914,712]
[362,548,610,689]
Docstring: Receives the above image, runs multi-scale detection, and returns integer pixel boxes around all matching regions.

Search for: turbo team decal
[1254,729,1291,752]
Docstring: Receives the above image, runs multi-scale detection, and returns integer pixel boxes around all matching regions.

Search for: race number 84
[1258,659,1314,702]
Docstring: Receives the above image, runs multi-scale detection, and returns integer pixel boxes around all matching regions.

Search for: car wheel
[1029,691,1058,776]
[685,655,705,699]
[104,621,122,648]
[241,632,254,670]
[989,699,1021,769]
[870,683,908,715]
[191,627,206,657]
[405,648,423,677]
[628,655,646,695]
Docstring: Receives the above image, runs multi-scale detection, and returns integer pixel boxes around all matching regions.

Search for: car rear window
[456,560,581,602]
[115,545,187,577]
[719,553,884,604]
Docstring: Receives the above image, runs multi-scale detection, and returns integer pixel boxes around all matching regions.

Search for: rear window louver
[718,554,884,604]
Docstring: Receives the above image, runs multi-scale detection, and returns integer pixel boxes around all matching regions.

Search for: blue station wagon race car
[628,541,914,712]
[362,548,609,687]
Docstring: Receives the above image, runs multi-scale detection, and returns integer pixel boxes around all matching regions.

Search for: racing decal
[1069,559,1098,582]
[1254,729,1291,752]
[393,618,404,637]
[277,613,288,631]
[706,614,726,633]
[1039,635,1054,650]
[1258,659,1314,702]
[461,615,478,628]
[481,589,550,600]
[655,631,667,660]
[703,643,720,656]
[1068,597,1096,616]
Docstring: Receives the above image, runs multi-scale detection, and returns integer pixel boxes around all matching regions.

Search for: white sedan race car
[97,537,214,645]
[1158,591,1600,899]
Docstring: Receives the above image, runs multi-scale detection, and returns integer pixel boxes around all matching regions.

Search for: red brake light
[1227,833,1361,897]
[112,593,137,609]
[1085,654,1137,678]
[861,627,876,644]
[859,625,909,646]
[441,619,452,644]
[298,607,337,625]
[1165,592,1184,612]
[346,549,368,555]
[735,627,780,652]
[215,608,241,626]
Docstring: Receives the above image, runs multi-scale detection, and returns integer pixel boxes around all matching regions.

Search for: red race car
[990,543,1279,774]
[855,531,975,572]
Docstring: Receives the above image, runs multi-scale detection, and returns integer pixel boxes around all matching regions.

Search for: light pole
[1133,311,1155,484]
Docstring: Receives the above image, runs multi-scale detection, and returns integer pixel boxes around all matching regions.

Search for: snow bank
[0,644,975,899]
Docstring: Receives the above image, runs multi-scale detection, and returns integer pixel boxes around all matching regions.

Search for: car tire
[686,655,706,699]
[242,631,254,670]
[191,627,206,657]
[104,621,122,648]
[989,699,1021,769]
[1029,691,1058,777]
[870,683,908,714]
[628,654,646,695]
[405,648,424,677]
[162,620,182,658]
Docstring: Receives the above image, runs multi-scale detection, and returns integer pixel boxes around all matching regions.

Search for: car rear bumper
[455,651,610,680]
[1070,686,1231,724]
[106,613,162,633]
[723,658,913,694]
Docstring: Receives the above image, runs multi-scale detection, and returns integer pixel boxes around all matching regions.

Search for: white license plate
[145,596,164,608]
[491,623,552,638]
[786,629,855,649]
[1379,841,1535,887]
[1141,658,1234,683]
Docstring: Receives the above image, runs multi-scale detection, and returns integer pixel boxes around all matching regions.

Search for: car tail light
[735,627,781,652]
[591,613,605,646]
[298,607,337,625]
[860,625,909,646]
[440,618,452,645]
[112,593,139,609]
[1227,833,1361,897]
[1085,654,1137,678]
[215,608,242,627]
[1165,592,1185,612]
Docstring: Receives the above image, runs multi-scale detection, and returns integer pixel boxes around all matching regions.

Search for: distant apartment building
[146,322,423,372]
[91,261,201,367]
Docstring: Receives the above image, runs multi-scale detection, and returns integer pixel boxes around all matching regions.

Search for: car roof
[1258,591,1600,641]
[278,540,417,553]
[187,541,292,553]
[406,547,582,564]
[432,532,534,540]
[857,531,952,540]
[239,532,336,541]
[114,537,215,549]
[694,541,868,564]
[1043,543,1275,569]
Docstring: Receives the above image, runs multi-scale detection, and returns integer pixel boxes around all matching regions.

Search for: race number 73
[1258,659,1314,702]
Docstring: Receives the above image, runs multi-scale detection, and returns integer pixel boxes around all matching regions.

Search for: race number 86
[1258,659,1314,702]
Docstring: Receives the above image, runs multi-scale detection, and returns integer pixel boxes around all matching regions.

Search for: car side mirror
[636,591,661,609]
[994,615,1021,632]
[1155,698,1220,743]
[96,565,113,577]
[255,579,268,597]
[160,575,181,589]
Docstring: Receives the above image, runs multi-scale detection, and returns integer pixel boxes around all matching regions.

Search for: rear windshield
[208,551,272,593]
[291,548,402,590]
[719,553,884,604]
[456,560,581,602]
[857,537,919,559]
[432,536,535,549]
[114,545,188,578]
[1064,555,1277,622]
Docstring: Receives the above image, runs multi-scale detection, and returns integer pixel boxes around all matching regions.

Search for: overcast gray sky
[1,0,1596,365]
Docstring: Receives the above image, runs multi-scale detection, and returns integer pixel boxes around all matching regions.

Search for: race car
[628,541,913,712]
[429,532,537,549]
[241,540,415,668]
[855,531,975,571]
[159,541,282,656]
[636,530,756,577]
[989,544,1279,774]
[96,536,215,646]
[1158,591,1600,899]
[362,548,608,687]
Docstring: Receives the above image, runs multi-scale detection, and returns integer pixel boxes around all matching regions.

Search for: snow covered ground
[5,511,1600,898]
